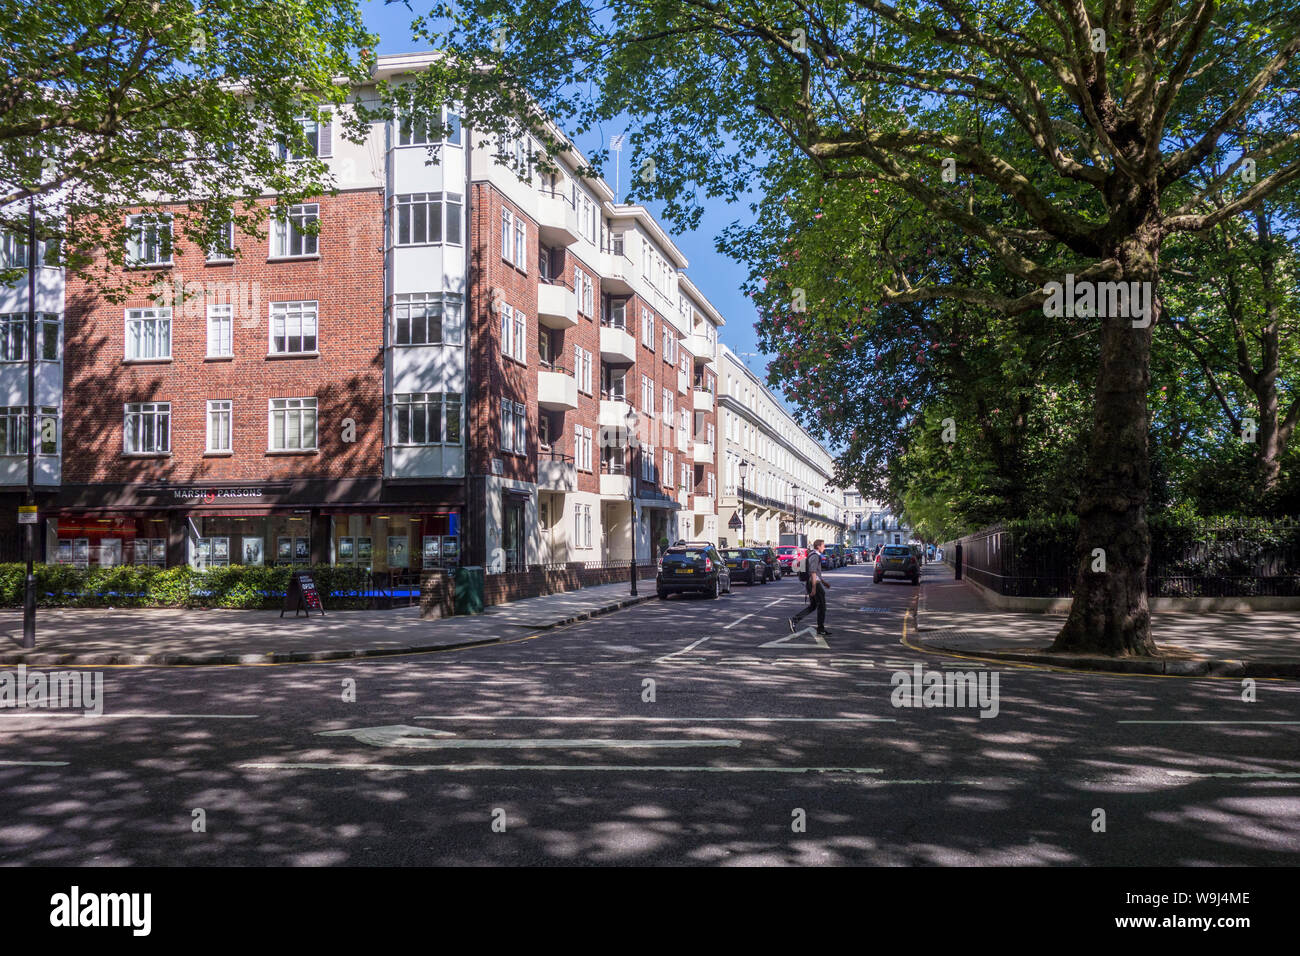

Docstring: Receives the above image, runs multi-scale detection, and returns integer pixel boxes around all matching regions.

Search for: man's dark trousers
[792,582,826,630]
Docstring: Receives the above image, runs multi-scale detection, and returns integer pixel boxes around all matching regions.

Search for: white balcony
[600,472,631,498]
[692,441,714,464]
[692,388,714,412]
[537,192,580,246]
[675,429,690,453]
[537,281,578,329]
[599,398,635,432]
[599,252,635,294]
[600,324,636,365]
[538,368,578,411]
[688,331,715,365]
[677,489,691,509]
[693,494,715,513]
[538,456,577,493]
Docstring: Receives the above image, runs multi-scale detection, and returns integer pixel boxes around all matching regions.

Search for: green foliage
[0,564,372,610]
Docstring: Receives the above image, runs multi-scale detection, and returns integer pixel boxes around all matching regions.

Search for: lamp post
[22,197,37,648]
[737,459,750,547]
[625,406,638,596]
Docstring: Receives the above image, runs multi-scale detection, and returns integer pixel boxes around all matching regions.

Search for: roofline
[606,203,688,268]
[677,275,727,327]
[719,344,840,469]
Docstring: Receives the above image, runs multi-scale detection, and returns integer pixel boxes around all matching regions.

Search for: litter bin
[453,565,485,615]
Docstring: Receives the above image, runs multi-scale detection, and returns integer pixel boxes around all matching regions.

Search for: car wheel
[873,574,883,584]
[712,576,722,599]
[912,575,920,586]
[657,589,668,599]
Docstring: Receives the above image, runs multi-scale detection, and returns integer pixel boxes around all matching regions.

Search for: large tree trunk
[1053,226,1160,656]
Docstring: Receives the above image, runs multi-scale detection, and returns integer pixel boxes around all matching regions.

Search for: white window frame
[270,204,319,258]
[206,400,232,453]
[125,214,173,267]
[268,397,318,451]
[393,292,463,346]
[206,304,233,358]
[392,392,461,446]
[124,401,171,454]
[124,308,172,361]
[269,301,319,356]
[0,313,60,362]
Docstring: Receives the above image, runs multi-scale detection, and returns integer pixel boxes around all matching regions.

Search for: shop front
[42,479,463,570]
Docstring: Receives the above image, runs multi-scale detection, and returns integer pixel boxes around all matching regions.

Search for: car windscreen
[883,546,911,556]
[663,550,707,562]
[720,550,748,558]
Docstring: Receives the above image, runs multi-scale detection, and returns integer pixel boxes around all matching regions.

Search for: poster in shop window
[242,536,264,566]
[388,536,408,568]
[339,537,354,561]
[357,537,372,563]
[422,535,439,567]
[57,540,72,565]
[277,537,292,562]
[73,538,89,569]
[294,537,309,563]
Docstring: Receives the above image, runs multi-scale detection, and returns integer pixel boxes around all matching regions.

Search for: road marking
[1166,770,1300,779]
[240,763,888,774]
[413,716,897,723]
[1119,720,1300,725]
[653,635,715,663]
[0,759,69,766]
[0,713,259,719]
[760,627,829,648]
[319,725,457,747]
[722,613,756,630]
[764,598,787,608]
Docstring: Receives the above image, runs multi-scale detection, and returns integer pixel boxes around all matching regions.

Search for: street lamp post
[738,459,750,547]
[625,407,638,596]
[22,198,36,648]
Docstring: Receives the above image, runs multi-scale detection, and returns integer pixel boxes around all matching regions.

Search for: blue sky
[359,0,776,384]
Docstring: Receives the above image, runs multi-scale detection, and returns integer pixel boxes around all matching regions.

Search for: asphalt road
[1,561,1297,866]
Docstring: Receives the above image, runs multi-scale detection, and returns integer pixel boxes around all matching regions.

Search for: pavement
[0,575,657,665]
[912,564,1300,678]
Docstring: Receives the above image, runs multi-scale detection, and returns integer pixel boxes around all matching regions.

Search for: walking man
[789,538,830,636]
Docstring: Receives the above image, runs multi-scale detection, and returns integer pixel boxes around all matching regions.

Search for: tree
[0,0,376,292]
[414,0,1300,654]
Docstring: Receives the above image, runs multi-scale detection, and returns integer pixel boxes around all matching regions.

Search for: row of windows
[0,315,60,362]
[0,406,58,456]
[121,395,464,455]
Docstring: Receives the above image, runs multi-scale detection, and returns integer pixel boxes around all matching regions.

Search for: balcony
[598,397,636,434]
[692,440,714,464]
[600,322,636,365]
[599,469,631,498]
[538,364,578,411]
[537,281,578,329]
[692,387,714,412]
[688,331,715,365]
[675,429,690,453]
[693,494,715,513]
[599,251,635,295]
[537,452,577,493]
[537,191,580,246]
[677,489,691,509]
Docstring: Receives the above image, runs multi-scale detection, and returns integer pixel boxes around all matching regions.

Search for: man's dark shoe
[787,617,796,633]
[817,629,831,636]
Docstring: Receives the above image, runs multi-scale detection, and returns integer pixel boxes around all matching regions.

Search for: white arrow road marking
[760,626,829,648]
[653,635,714,663]
[318,725,457,747]
[722,613,755,630]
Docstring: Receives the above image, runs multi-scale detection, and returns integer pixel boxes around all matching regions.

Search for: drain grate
[858,607,896,613]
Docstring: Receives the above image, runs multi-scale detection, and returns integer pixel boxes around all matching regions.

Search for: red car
[775,545,808,574]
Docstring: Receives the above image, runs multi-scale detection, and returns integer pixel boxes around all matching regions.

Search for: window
[500,400,527,454]
[125,214,172,267]
[395,193,462,246]
[0,314,59,362]
[665,451,674,483]
[398,107,461,146]
[125,308,171,360]
[270,301,318,355]
[574,267,594,316]
[206,400,232,452]
[271,204,319,258]
[393,292,463,346]
[392,392,461,445]
[681,462,690,492]
[574,502,593,549]
[575,425,593,472]
[207,305,233,357]
[574,345,592,394]
[277,112,331,160]
[269,398,317,451]
[1,231,28,269]
[641,308,654,349]
[500,207,527,268]
[499,303,526,363]
[0,406,57,455]
[642,445,656,483]
[708,473,716,498]
[663,389,674,423]
[640,375,654,417]
[124,402,170,454]
[206,221,236,261]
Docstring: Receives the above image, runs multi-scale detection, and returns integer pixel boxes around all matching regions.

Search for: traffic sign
[727,512,742,530]
[17,506,37,525]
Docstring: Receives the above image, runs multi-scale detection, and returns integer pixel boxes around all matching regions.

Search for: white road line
[240,763,890,774]
[0,713,259,719]
[413,716,897,723]
[653,635,715,663]
[1167,770,1300,779]
[338,738,744,750]
[1119,720,1300,725]
[722,613,756,630]
[0,759,69,766]
[764,598,786,607]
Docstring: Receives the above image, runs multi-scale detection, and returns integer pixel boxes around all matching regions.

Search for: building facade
[9,52,836,574]
[841,490,912,549]
[715,345,847,549]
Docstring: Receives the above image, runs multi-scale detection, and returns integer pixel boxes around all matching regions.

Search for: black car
[657,544,732,598]
[719,548,765,585]
[874,544,920,585]
[751,546,782,582]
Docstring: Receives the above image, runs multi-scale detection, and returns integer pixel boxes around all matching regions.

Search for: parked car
[776,545,807,575]
[829,544,846,568]
[844,547,857,565]
[751,546,782,581]
[657,543,732,599]
[720,548,765,585]
[875,544,920,585]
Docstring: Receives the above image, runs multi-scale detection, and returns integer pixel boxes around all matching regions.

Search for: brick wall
[63,191,386,485]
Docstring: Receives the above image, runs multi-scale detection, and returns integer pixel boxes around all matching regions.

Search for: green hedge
[0,564,375,609]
